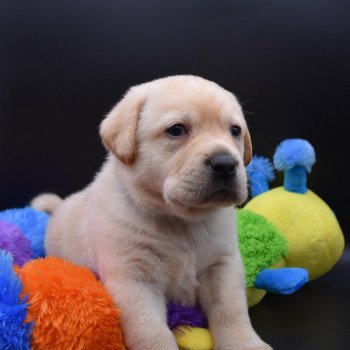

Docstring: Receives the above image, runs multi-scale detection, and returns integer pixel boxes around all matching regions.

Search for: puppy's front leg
[198,254,272,350]
[104,278,178,350]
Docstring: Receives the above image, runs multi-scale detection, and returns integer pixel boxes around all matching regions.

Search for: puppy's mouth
[203,188,235,202]
[169,186,240,211]
[163,173,247,214]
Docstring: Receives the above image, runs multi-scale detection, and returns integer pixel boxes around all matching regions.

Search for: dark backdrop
[0,1,349,237]
[1,1,349,349]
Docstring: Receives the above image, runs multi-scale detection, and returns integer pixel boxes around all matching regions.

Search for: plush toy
[16,256,125,350]
[0,207,48,263]
[0,208,126,349]
[237,208,308,307]
[0,250,31,350]
[0,207,307,350]
[245,139,345,280]
[0,139,344,350]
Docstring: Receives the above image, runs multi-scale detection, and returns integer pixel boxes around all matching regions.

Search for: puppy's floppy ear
[243,129,252,166]
[100,85,147,165]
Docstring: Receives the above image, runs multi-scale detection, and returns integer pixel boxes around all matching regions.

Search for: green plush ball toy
[237,209,288,307]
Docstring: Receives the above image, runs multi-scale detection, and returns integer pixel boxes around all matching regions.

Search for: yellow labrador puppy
[32,76,271,350]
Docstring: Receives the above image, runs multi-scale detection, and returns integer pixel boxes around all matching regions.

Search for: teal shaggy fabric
[237,209,288,287]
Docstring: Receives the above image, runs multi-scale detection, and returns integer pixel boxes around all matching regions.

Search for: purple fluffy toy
[167,303,208,330]
[0,220,33,266]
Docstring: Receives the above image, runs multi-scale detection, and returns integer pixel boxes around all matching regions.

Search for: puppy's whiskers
[247,171,271,198]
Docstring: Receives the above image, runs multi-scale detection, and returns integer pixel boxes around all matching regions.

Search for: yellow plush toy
[246,139,344,280]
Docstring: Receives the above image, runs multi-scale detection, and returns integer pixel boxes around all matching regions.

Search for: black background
[1,1,349,349]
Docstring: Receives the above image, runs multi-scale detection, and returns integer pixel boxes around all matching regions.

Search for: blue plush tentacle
[246,156,275,197]
[254,267,309,294]
[273,139,316,194]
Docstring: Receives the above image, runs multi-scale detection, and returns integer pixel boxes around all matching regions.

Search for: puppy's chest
[160,227,222,305]
[133,210,235,305]
[163,247,198,305]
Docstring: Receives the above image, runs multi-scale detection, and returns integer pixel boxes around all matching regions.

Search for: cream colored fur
[32,76,272,350]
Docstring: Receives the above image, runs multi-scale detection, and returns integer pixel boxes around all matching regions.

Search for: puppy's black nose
[207,154,237,177]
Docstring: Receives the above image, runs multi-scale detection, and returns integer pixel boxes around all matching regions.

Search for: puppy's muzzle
[206,153,237,179]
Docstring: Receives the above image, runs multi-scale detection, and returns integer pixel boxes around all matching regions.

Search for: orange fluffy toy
[15,257,125,350]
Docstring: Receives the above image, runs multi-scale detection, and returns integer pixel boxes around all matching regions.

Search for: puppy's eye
[167,124,187,137]
[230,125,241,138]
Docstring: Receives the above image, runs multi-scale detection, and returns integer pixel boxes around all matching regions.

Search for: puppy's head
[100,76,252,220]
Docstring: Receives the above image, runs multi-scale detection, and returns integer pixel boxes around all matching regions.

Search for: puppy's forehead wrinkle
[144,79,242,120]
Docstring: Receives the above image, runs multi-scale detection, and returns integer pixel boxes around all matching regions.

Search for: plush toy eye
[167,124,187,137]
[230,125,241,138]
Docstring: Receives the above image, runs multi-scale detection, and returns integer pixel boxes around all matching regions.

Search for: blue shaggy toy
[0,207,49,259]
[273,139,316,194]
[246,155,275,197]
[0,250,32,350]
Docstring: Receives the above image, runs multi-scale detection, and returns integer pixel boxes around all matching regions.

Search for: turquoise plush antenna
[246,155,275,197]
[273,139,316,194]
